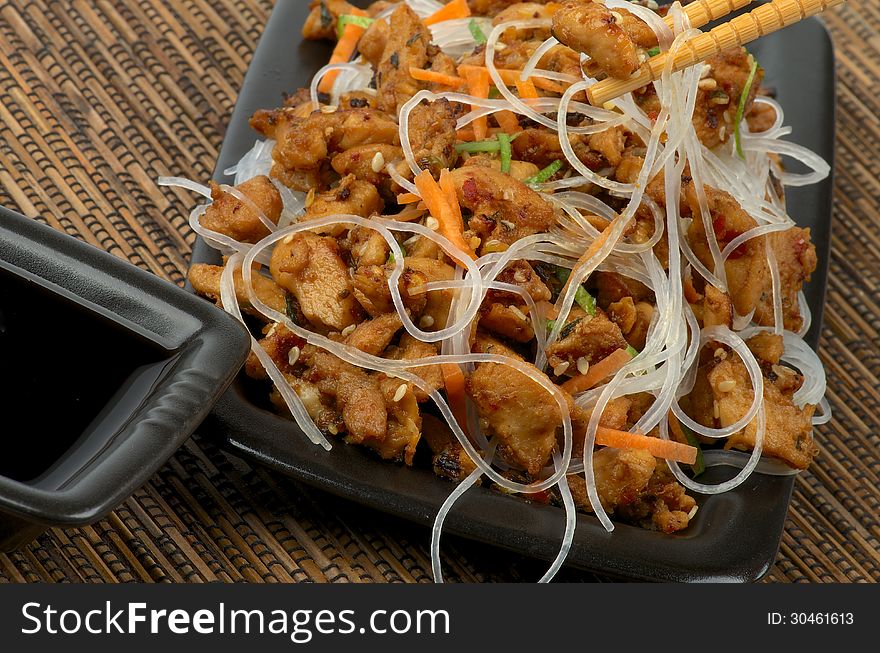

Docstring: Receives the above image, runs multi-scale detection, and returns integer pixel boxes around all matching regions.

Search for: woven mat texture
[0,0,877,583]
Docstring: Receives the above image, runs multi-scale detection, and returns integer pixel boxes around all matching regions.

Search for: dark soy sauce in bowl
[0,264,171,486]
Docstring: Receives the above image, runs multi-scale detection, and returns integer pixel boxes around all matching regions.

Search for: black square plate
[189,0,835,582]
[0,208,251,551]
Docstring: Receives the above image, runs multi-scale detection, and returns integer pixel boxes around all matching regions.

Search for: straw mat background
[0,0,877,582]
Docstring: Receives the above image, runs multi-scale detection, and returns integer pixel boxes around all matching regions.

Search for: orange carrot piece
[441,363,470,435]
[424,0,471,26]
[596,426,698,465]
[562,220,615,294]
[409,67,467,87]
[439,169,463,229]
[319,23,366,94]
[561,348,633,395]
[463,66,490,141]
[515,77,539,99]
[495,109,521,134]
[413,169,476,261]
[396,192,422,204]
[531,77,565,94]
[458,65,566,94]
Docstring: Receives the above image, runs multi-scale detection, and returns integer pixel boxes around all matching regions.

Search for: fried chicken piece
[754,227,817,333]
[270,232,364,331]
[448,165,557,246]
[188,262,287,320]
[302,0,362,41]
[302,174,384,225]
[685,182,769,318]
[546,310,630,371]
[394,333,444,402]
[551,2,655,80]
[250,107,399,191]
[344,313,403,356]
[201,176,281,243]
[468,334,577,476]
[407,99,462,177]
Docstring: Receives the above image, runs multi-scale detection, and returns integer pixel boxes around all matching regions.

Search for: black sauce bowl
[0,207,251,551]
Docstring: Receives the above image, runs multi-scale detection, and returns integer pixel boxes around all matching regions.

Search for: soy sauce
[0,265,170,484]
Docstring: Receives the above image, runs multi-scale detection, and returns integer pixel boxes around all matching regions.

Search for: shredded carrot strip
[495,109,521,134]
[596,426,698,465]
[319,22,366,94]
[441,363,470,435]
[561,348,632,395]
[458,65,565,94]
[530,77,565,94]
[439,169,463,230]
[463,66,490,141]
[413,169,476,262]
[396,192,422,204]
[456,126,505,141]
[409,67,466,88]
[562,220,615,294]
[515,78,539,99]
[424,0,471,26]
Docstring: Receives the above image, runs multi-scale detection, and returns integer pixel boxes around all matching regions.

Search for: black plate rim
[188,1,836,583]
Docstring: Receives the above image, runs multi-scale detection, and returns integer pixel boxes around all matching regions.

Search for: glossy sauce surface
[0,265,169,484]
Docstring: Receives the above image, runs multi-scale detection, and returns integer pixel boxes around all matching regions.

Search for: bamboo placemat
[0,0,877,583]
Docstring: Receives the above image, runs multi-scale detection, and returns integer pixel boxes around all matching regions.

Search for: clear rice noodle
[166,1,831,583]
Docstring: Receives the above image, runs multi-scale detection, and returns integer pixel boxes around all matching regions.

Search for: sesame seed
[371,151,386,173]
[288,346,300,366]
[328,424,339,435]
[610,11,623,24]
[500,219,516,230]
[698,78,717,91]
[718,379,736,392]
[282,234,294,244]
[502,189,514,201]
[341,324,357,337]
[305,188,316,208]
[319,104,337,113]
[508,305,529,322]
[419,314,435,328]
[577,357,589,375]
[469,236,481,250]
[718,126,727,140]
[426,216,439,230]
[713,400,720,419]
[699,64,712,79]
[553,361,570,377]
[483,239,508,253]
[393,383,408,402]
[402,234,420,247]
[267,323,278,337]
[647,0,659,9]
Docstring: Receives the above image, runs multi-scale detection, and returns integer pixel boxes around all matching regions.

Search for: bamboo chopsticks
[585,0,845,107]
